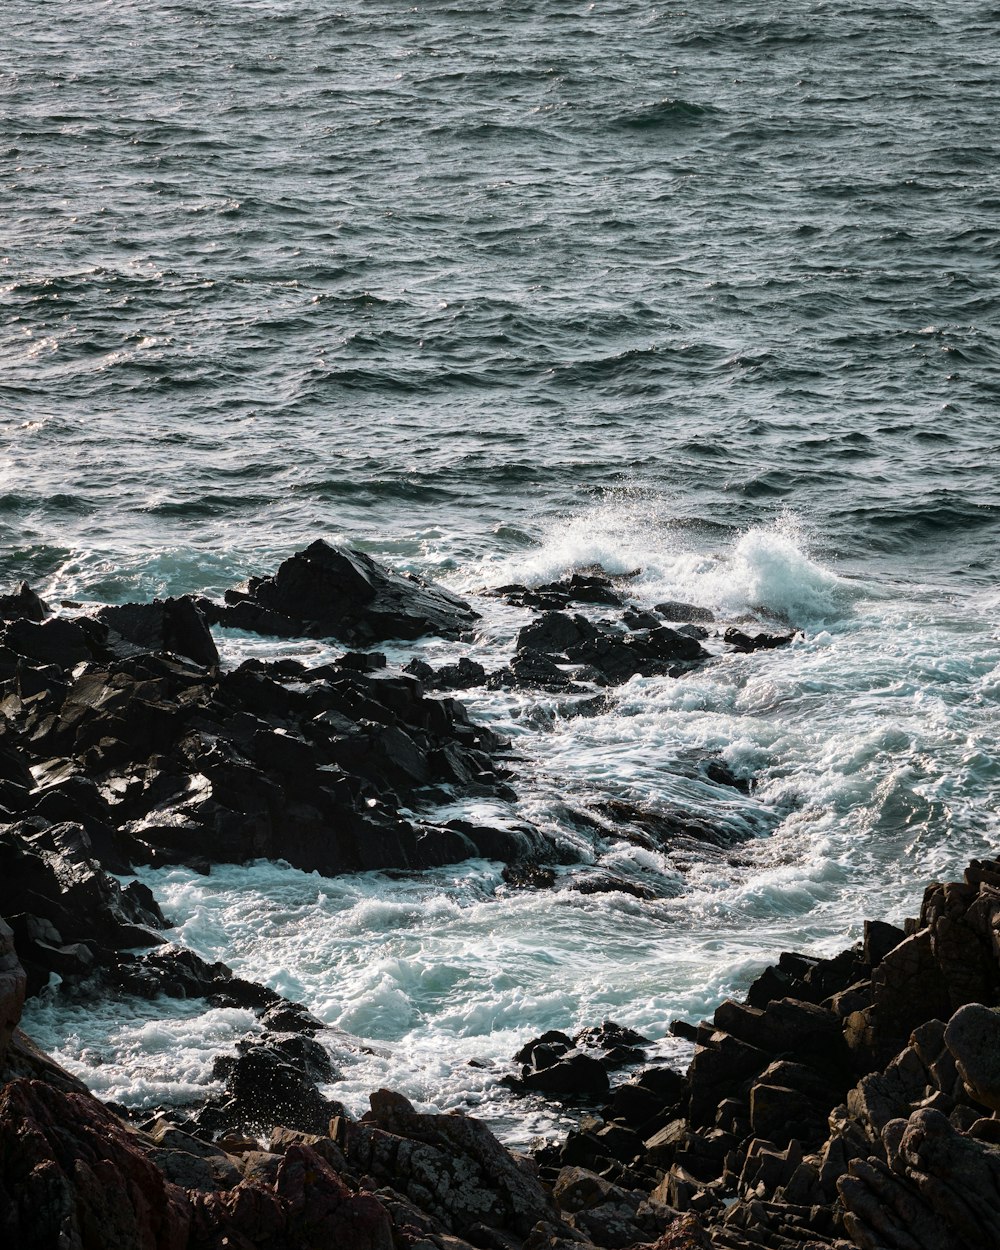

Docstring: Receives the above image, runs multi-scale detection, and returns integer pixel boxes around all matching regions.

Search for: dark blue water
[4,0,999,598]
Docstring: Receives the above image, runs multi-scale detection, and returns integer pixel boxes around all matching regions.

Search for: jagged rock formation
[521,858,1000,1249]
[202,540,481,643]
[5,554,995,1248]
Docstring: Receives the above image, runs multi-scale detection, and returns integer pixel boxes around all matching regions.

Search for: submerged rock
[723,626,796,653]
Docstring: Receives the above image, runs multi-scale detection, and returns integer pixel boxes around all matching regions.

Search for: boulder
[195,1035,341,1137]
[516,612,597,654]
[2,616,97,669]
[0,582,50,622]
[97,597,220,667]
[944,1002,1000,1112]
[522,1052,611,1097]
[653,601,715,624]
[333,1089,555,1238]
[723,627,795,653]
[228,541,480,643]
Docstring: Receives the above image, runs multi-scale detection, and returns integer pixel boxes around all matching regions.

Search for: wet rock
[0,582,50,623]
[96,597,220,667]
[195,1035,342,1138]
[0,822,166,992]
[496,574,624,611]
[509,1035,610,1099]
[517,612,598,654]
[221,540,480,644]
[488,647,582,691]
[0,917,26,1065]
[592,797,738,852]
[258,1000,326,1035]
[2,616,99,669]
[0,633,531,883]
[502,861,557,890]
[404,656,487,690]
[722,627,796,653]
[653,601,715,624]
[337,649,388,673]
[567,873,658,901]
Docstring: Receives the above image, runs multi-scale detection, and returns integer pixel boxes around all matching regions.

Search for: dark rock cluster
[6,853,1000,1250]
[0,573,532,899]
[0,544,912,1250]
[515,859,1000,1250]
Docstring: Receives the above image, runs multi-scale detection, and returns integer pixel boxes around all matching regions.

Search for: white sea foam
[476,498,853,628]
[19,508,1000,1148]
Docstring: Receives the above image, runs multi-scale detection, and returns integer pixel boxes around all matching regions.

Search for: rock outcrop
[521,856,1000,1250]
[204,540,481,644]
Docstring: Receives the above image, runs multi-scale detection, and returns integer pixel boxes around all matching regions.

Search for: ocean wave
[609,98,718,130]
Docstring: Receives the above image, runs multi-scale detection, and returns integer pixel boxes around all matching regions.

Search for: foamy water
[23,516,1000,1146]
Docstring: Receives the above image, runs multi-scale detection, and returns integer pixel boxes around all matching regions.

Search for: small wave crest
[481,494,854,626]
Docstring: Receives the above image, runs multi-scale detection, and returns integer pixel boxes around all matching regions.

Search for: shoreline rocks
[0,547,930,1249]
[3,846,1000,1249]
[202,540,481,644]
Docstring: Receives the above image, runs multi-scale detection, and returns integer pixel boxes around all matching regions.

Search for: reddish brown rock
[0,1077,191,1250]
[0,917,26,1065]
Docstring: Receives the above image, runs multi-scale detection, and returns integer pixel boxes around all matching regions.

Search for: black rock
[516,612,597,654]
[228,541,480,644]
[2,617,97,669]
[197,1035,341,1137]
[97,598,220,668]
[723,626,795,653]
[488,648,580,691]
[514,1031,575,1064]
[404,656,486,690]
[502,861,557,890]
[0,582,50,622]
[522,1052,611,1096]
[336,651,388,673]
[653,600,715,624]
[622,608,663,630]
[568,874,658,901]
[576,1021,651,1051]
[0,821,167,993]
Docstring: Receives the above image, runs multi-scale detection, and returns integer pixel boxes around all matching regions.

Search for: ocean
[5,0,1000,1146]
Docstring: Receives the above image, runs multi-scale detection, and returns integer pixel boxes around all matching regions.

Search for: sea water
[5,1,1000,1145]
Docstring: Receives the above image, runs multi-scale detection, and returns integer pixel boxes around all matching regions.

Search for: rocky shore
[2,543,997,1249]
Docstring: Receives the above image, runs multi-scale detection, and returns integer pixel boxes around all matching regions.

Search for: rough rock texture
[943,1002,1000,1112]
[0,640,535,891]
[0,918,25,1066]
[7,559,1000,1249]
[6,852,1000,1249]
[97,598,220,668]
[0,582,50,623]
[523,855,1000,1250]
